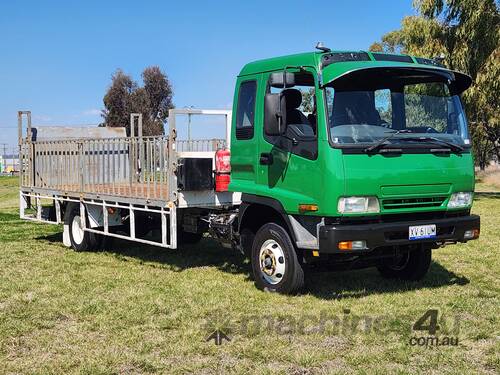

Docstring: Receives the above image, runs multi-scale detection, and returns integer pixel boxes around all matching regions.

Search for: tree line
[101,66,174,136]
[370,0,499,169]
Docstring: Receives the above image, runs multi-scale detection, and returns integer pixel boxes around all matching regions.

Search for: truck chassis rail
[20,190,177,248]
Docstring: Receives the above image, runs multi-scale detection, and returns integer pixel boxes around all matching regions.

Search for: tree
[471,122,494,170]
[370,0,500,169]
[102,66,174,136]
[300,88,316,113]
[468,47,500,162]
[101,69,137,130]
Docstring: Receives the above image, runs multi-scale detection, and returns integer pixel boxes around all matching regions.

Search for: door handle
[259,152,273,165]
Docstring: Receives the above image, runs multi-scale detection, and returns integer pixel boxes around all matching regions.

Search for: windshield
[325,80,470,147]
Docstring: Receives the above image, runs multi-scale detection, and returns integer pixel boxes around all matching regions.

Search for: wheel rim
[258,239,286,285]
[71,215,84,245]
[389,251,410,270]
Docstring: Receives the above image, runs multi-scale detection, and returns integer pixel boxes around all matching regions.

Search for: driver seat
[282,89,309,126]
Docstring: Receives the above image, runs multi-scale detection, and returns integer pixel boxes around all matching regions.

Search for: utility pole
[184,106,194,151]
[188,113,192,142]
[12,146,17,172]
[0,143,7,173]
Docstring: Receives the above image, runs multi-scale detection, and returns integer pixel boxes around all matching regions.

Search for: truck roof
[238,50,446,77]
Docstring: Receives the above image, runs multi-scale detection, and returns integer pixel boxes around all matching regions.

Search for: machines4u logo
[409,309,459,348]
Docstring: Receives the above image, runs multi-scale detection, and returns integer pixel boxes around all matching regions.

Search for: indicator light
[338,240,367,250]
[299,204,318,212]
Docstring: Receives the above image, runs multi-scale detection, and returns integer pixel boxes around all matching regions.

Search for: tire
[251,223,304,294]
[377,246,432,281]
[66,205,101,251]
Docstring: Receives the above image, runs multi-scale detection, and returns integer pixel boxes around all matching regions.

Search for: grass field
[0,176,498,374]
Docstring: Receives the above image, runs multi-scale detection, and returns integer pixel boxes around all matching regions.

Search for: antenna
[315,42,331,53]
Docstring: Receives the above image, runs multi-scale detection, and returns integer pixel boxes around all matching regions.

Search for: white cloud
[33,115,53,122]
[82,109,101,116]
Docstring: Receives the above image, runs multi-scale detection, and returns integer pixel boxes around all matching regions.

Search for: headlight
[447,192,473,208]
[338,196,380,213]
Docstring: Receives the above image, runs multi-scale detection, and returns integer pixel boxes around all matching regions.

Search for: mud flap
[63,224,71,247]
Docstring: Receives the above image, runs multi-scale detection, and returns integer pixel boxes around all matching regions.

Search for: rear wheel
[377,246,432,281]
[251,223,304,294]
[67,205,101,251]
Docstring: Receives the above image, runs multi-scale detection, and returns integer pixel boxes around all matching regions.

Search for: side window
[404,83,448,132]
[374,89,392,125]
[235,80,257,140]
[265,71,318,160]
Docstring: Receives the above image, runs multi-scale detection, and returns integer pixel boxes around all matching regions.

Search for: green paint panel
[229,50,476,218]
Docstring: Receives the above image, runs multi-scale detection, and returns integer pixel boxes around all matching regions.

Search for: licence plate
[409,224,436,240]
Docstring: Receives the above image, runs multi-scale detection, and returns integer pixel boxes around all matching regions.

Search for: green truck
[19,45,480,294]
[229,46,480,293]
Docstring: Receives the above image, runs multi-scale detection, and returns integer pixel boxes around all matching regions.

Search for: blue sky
[0,0,414,149]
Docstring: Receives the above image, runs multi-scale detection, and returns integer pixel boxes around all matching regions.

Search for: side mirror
[269,72,295,88]
[264,93,287,136]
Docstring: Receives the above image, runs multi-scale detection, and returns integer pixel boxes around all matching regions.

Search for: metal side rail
[20,191,177,249]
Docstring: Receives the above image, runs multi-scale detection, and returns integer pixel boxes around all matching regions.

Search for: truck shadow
[37,233,470,300]
[303,263,469,300]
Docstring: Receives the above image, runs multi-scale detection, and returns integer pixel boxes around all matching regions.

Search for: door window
[265,71,317,160]
[235,80,257,140]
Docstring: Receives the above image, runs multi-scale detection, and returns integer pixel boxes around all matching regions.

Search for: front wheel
[377,246,432,281]
[251,223,304,294]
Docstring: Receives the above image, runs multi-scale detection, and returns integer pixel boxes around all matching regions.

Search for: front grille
[382,196,446,210]
[326,209,470,226]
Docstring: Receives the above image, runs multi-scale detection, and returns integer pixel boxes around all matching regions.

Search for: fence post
[78,142,84,192]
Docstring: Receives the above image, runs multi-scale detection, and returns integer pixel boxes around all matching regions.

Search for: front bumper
[318,214,480,253]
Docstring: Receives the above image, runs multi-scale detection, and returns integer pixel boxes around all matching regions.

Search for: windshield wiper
[364,132,464,154]
[364,130,412,154]
[400,136,464,153]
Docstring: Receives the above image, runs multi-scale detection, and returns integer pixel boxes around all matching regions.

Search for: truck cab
[230,49,480,294]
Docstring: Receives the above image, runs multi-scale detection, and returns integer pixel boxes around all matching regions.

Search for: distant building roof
[31,126,126,141]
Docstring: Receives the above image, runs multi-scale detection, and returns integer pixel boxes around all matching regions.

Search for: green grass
[0,176,498,374]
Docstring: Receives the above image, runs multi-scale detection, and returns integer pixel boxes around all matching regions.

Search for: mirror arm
[279,67,287,134]
[276,110,283,133]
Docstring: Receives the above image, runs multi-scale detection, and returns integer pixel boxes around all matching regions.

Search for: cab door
[228,74,263,194]
[256,68,322,213]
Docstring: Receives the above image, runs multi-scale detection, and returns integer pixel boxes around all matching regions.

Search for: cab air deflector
[324,67,472,95]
